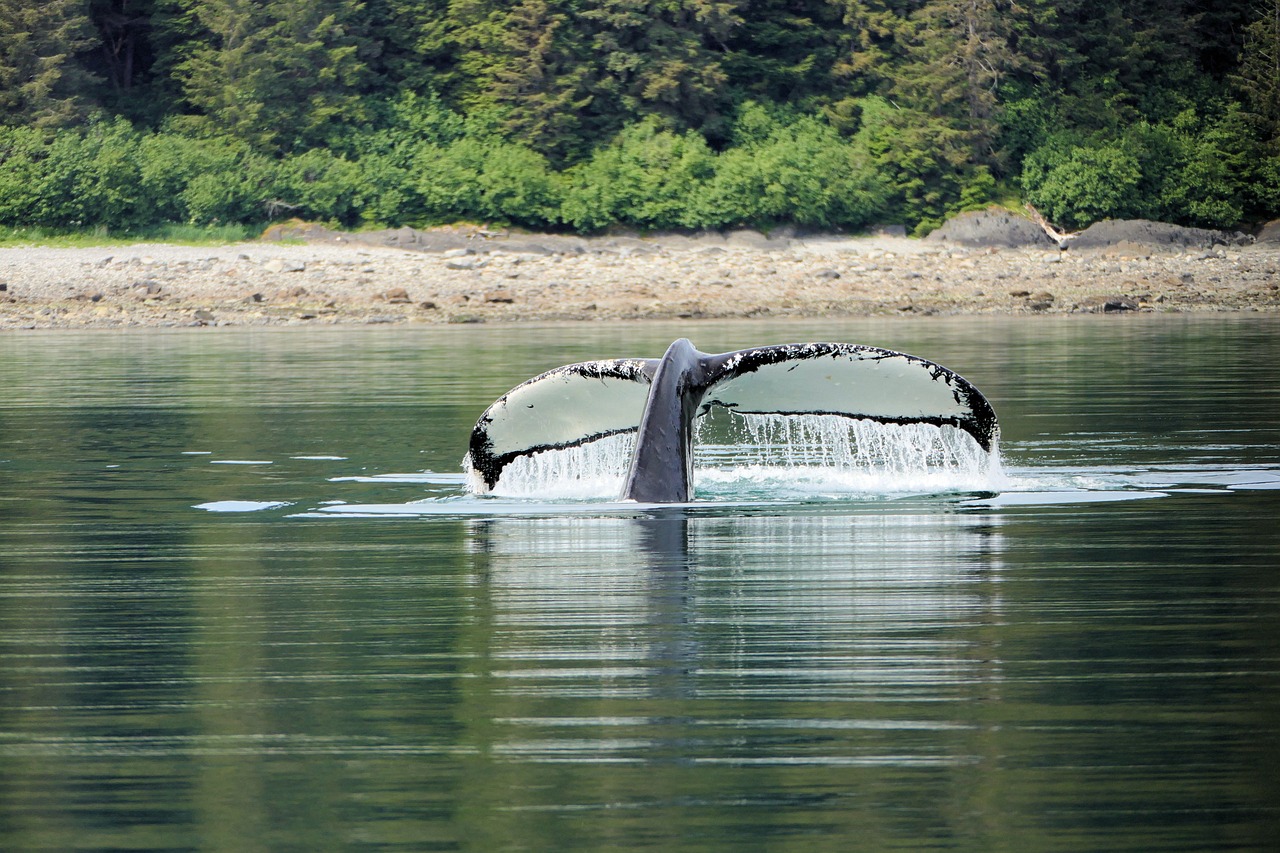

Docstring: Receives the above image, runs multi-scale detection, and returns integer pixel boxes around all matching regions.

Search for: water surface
[2,316,1279,850]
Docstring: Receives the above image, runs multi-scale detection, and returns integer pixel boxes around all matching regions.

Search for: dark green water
[2,317,1279,851]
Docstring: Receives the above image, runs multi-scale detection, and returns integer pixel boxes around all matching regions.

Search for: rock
[869,224,908,238]
[193,309,216,323]
[446,258,486,271]
[725,229,790,251]
[1071,220,1232,253]
[484,289,515,304]
[925,208,1056,248]
[261,220,345,243]
[382,287,412,304]
[442,248,473,259]
[1079,295,1140,313]
[133,280,163,299]
[815,269,842,280]
[263,258,305,273]
[1255,219,1280,243]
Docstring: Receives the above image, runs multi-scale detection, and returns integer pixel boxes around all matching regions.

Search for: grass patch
[0,223,262,248]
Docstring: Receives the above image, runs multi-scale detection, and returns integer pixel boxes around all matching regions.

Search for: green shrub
[412,136,560,227]
[1022,108,1256,231]
[1023,142,1142,230]
[137,133,272,224]
[27,119,145,229]
[0,126,47,226]
[561,120,715,231]
[274,148,366,225]
[693,104,889,229]
[357,152,417,225]
[180,147,277,226]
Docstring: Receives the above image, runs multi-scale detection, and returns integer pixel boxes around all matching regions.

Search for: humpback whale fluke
[465,339,999,502]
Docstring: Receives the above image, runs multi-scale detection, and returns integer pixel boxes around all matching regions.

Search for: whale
[465,339,999,502]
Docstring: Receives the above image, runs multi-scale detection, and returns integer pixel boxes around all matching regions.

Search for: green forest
[3,0,1279,237]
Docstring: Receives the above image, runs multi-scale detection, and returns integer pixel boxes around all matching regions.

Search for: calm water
[2,316,1279,851]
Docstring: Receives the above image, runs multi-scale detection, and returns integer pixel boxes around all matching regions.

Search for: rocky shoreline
[2,216,1278,330]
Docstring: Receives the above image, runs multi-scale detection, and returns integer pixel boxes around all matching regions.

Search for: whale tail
[465,339,999,502]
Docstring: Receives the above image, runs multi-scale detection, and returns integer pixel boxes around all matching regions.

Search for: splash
[471,412,1003,500]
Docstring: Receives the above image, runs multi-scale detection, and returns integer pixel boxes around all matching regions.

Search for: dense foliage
[1,0,1278,235]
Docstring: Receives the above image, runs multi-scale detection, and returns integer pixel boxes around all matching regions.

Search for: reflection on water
[2,317,1280,851]
[472,510,1003,714]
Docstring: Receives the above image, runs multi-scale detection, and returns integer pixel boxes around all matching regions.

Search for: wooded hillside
[2,0,1278,235]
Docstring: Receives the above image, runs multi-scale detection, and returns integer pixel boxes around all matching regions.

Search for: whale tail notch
[464,339,999,502]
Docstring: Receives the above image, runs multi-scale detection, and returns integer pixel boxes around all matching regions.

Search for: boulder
[925,208,1056,248]
[1255,219,1280,243]
[1070,220,1233,253]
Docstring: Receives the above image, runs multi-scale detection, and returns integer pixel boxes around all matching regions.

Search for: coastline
[2,228,1278,330]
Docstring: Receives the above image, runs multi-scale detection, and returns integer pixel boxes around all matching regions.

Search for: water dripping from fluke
[474,413,1006,502]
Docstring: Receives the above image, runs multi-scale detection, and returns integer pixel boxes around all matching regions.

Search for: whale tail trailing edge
[465,340,999,501]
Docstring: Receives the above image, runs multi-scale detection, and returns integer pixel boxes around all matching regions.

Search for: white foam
[194,500,292,512]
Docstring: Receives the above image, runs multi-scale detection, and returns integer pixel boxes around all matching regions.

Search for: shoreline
[2,231,1278,330]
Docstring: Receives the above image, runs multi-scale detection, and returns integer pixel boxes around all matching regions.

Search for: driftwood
[1024,204,1078,247]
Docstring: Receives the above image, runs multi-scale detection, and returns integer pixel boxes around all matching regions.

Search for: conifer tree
[450,0,593,160]
[87,0,153,96]
[829,0,913,91]
[0,0,99,126]
[581,0,744,135]
[720,0,848,109]
[169,0,373,152]
[894,0,1024,160]
[1235,0,1280,141]
[364,0,452,95]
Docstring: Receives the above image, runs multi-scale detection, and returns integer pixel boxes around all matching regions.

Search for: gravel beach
[2,220,1277,330]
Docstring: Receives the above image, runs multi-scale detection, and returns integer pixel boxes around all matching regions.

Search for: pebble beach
[2,221,1278,330]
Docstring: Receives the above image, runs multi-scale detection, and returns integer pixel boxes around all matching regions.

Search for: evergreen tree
[1235,0,1280,141]
[363,0,453,95]
[168,0,374,153]
[87,0,154,97]
[0,0,100,127]
[720,0,849,111]
[829,0,915,91]
[449,0,594,161]
[894,0,1025,159]
[581,0,744,136]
